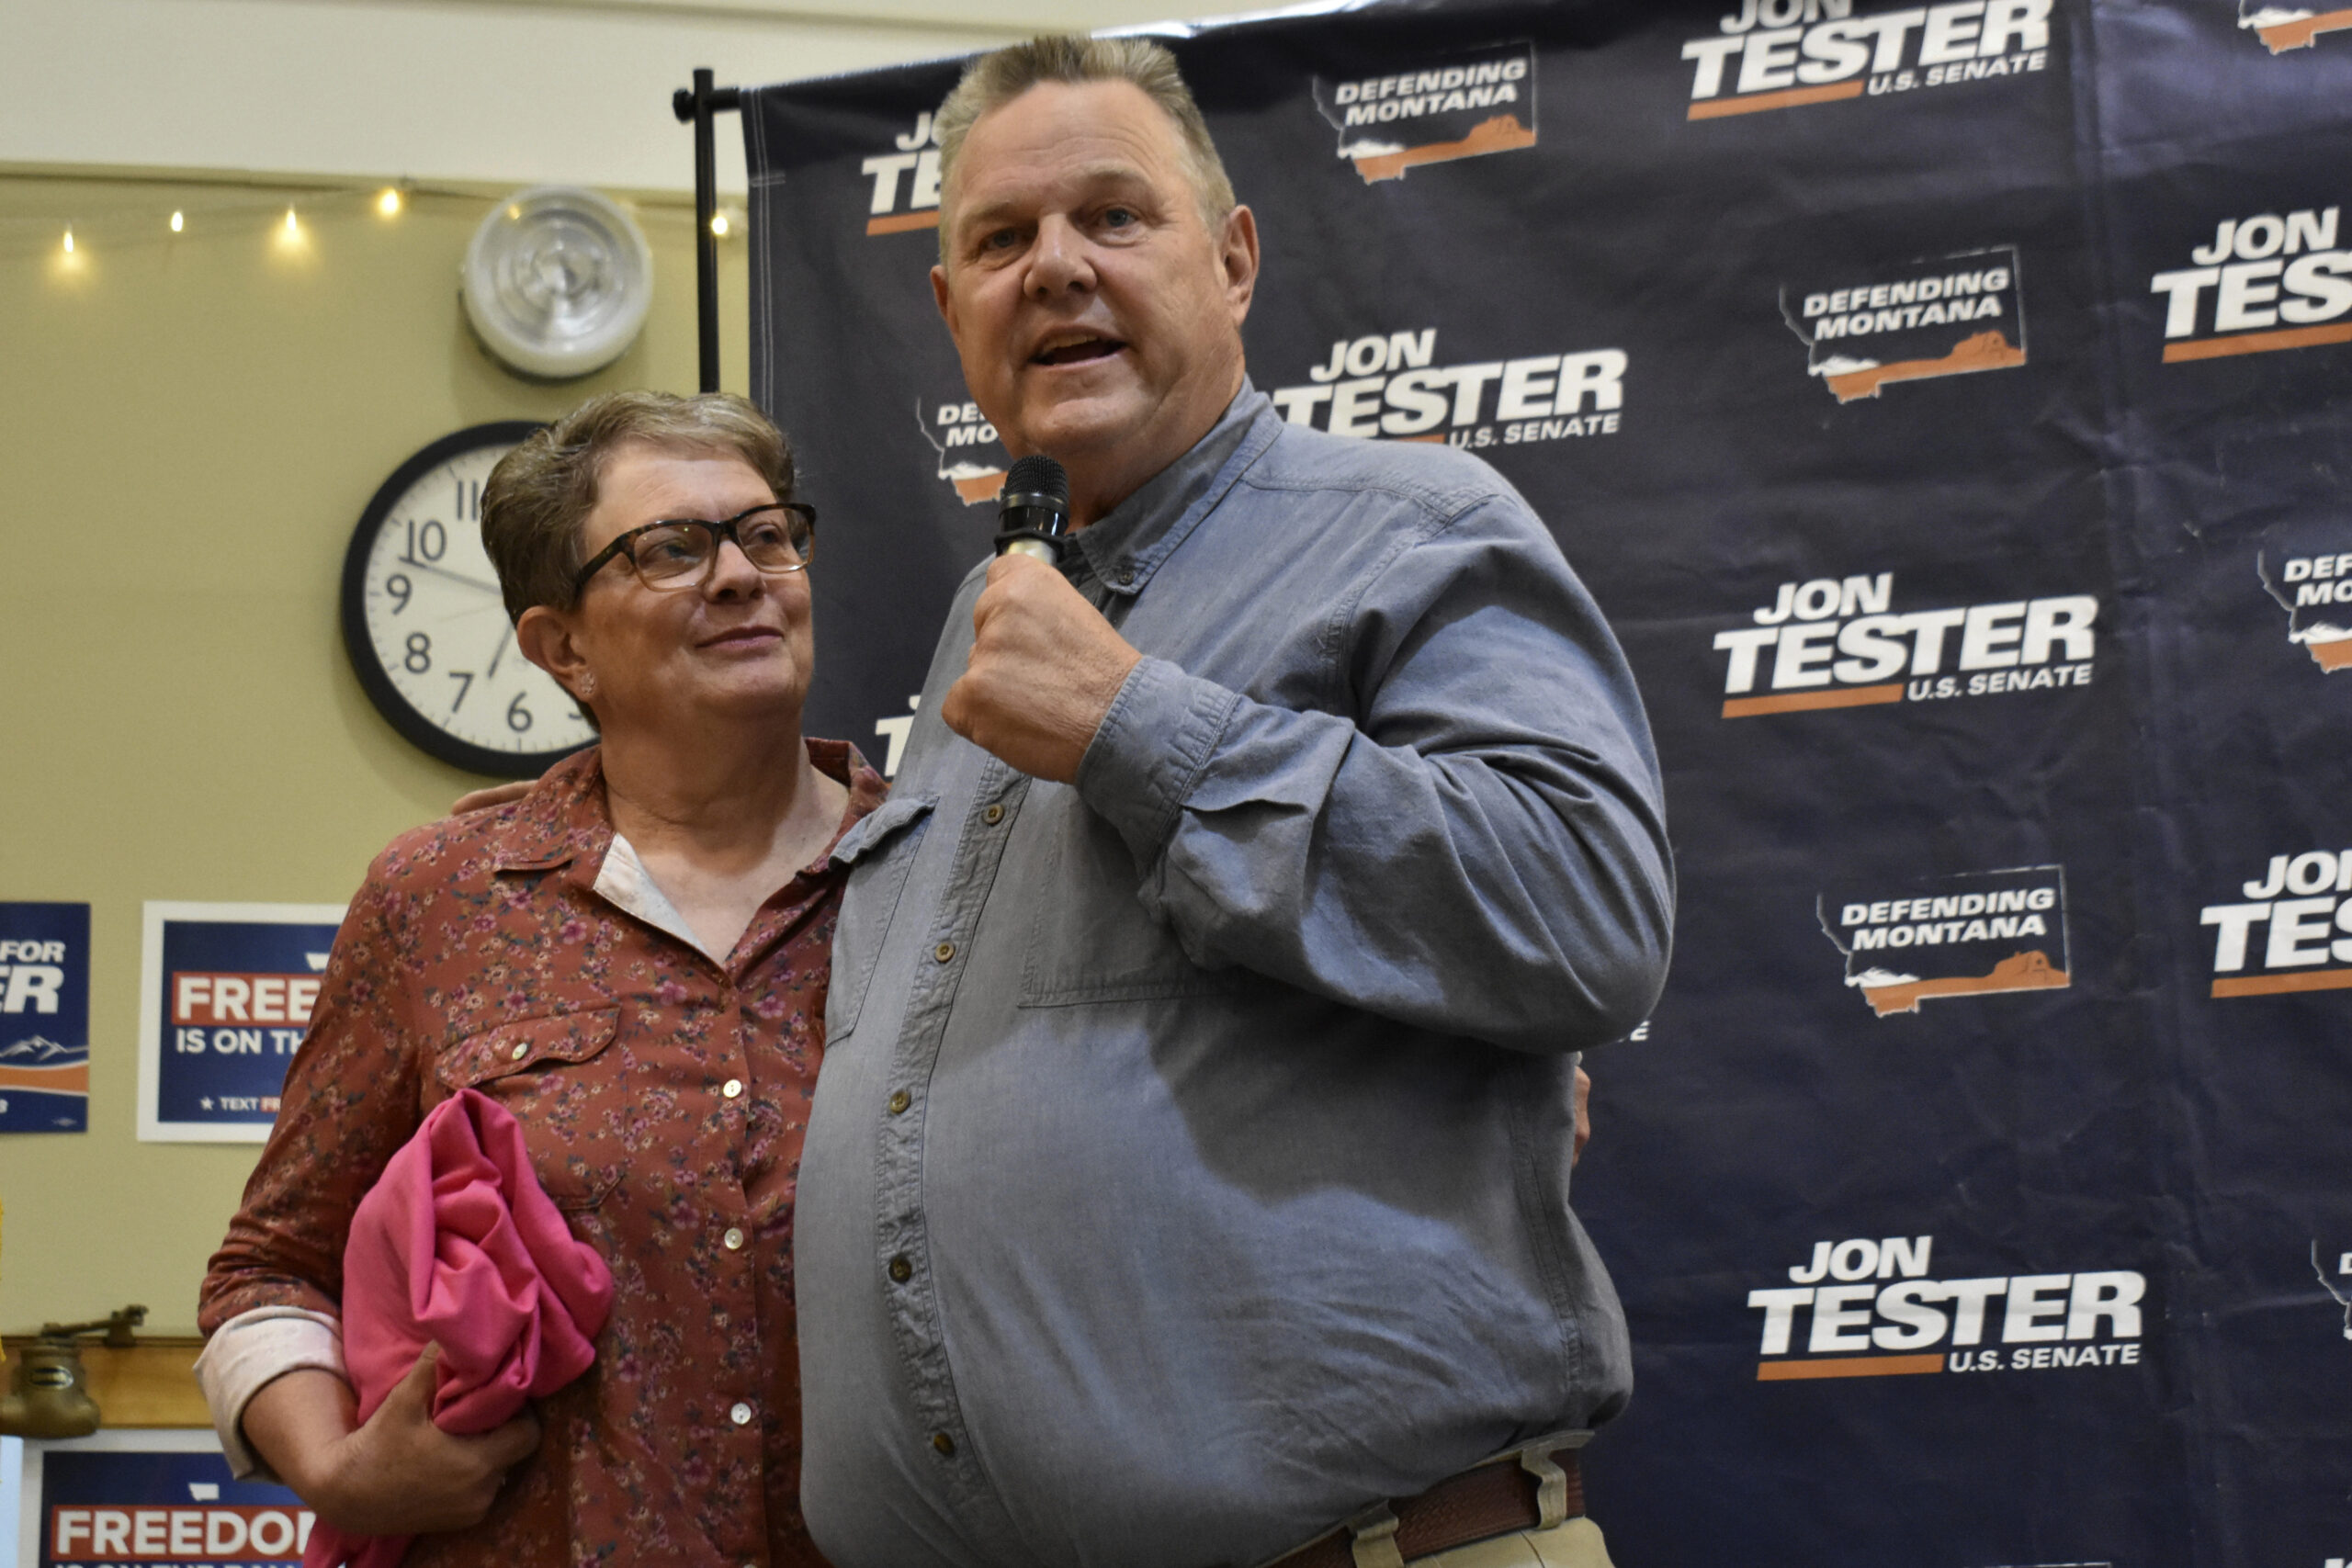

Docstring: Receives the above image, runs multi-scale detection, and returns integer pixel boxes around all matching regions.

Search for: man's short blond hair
[933,35,1237,263]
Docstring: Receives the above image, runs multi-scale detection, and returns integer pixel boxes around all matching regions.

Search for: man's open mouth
[1033,337,1124,367]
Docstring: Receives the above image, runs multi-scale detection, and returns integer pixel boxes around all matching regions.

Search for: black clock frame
[339,421,588,778]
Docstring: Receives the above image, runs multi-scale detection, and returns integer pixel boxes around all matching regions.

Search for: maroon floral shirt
[201,741,886,1568]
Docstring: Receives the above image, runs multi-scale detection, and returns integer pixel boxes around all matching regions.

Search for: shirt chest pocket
[827,794,937,1040]
[435,1008,626,1212]
[1018,795,1249,1007]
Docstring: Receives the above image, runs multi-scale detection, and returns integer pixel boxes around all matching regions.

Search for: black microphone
[994,456,1071,563]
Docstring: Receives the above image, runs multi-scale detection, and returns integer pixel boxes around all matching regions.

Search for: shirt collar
[1066,379,1282,599]
[488,748,610,877]
[487,738,889,884]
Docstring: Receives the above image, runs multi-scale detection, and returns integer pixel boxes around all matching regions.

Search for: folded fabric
[304,1087,616,1568]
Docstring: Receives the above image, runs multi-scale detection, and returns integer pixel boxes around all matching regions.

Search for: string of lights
[0,170,741,266]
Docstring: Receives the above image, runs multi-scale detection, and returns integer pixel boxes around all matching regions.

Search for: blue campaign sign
[28,1434,310,1566]
[0,903,90,1134]
[137,902,345,1144]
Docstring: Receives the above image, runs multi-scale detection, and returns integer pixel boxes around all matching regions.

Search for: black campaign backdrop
[741,3,2352,1560]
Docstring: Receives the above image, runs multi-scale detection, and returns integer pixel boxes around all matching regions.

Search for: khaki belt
[1261,1432,1589,1568]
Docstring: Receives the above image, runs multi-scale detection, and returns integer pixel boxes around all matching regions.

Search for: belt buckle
[1510,1428,1590,1530]
[1341,1501,1405,1568]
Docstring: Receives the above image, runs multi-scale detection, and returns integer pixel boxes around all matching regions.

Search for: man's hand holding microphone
[940,456,1141,785]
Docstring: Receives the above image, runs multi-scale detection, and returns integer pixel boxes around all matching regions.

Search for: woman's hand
[243,1346,542,1535]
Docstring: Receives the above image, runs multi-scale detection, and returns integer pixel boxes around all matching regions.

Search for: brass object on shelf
[0,1304,147,1438]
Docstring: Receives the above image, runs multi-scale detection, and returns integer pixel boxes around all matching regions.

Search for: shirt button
[888,1255,912,1282]
[724,1227,745,1251]
[887,1089,911,1115]
[1115,566,1136,586]
[983,804,1004,826]
[510,1043,529,1061]
[730,1402,754,1427]
[933,942,956,964]
[932,1431,956,1457]
[723,1077,743,1099]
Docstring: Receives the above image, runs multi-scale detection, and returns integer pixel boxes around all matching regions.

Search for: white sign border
[15,1428,224,1568]
[137,901,346,1145]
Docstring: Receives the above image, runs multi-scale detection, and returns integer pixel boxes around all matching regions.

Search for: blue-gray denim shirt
[797,384,1673,1568]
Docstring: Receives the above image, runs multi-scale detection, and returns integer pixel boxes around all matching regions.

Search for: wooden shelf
[3,1336,210,1429]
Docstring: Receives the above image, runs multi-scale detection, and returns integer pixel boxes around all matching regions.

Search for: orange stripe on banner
[866,210,940,235]
[0,1063,88,1094]
[2163,321,2352,362]
[1757,1353,1945,1382]
[1688,81,1865,120]
[1721,682,1905,718]
[2211,968,2352,998]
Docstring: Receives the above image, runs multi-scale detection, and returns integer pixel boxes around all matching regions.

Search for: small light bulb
[285,208,299,233]
[170,210,184,232]
[710,212,730,237]
[378,187,402,217]
[62,227,74,254]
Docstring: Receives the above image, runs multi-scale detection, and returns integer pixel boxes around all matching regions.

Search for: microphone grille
[1004,455,1069,503]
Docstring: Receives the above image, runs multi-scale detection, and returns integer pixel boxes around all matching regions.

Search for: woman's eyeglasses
[571,502,817,596]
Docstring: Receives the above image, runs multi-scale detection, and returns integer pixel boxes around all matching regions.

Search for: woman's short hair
[932,35,1236,260]
[481,389,797,624]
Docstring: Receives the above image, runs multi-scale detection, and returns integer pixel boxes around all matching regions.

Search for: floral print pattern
[202,741,885,1568]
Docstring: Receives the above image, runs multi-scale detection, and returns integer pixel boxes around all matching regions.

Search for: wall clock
[339,423,596,776]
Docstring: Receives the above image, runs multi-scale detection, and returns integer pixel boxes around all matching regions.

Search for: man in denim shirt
[797,35,1673,1568]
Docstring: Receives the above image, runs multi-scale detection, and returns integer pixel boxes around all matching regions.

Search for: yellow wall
[0,166,748,1335]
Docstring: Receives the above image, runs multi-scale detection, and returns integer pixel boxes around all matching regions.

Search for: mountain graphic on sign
[0,1035,79,1062]
[0,1033,91,1096]
[1855,949,2068,1016]
[2243,5,2352,52]
[2314,1240,2352,1340]
[1348,114,1538,184]
[914,400,1006,507]
[2256,544,2352,671]
[1822,330,2029,403]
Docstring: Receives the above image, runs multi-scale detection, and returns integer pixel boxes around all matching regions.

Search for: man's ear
[1219,204,1260,326]
[515,605,593,710]
[932,264,957,333]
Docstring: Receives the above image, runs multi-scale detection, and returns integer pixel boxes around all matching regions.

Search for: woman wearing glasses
[198,391,878,1568]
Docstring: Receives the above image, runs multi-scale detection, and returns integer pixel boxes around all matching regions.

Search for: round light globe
[462,186,654,380]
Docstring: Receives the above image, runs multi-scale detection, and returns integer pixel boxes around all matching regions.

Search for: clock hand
[486,625,513,679]
[392,558,502,595]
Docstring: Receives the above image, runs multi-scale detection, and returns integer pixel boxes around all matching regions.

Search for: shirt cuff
[194,1306,347,1481]
[1076,655,1239,870]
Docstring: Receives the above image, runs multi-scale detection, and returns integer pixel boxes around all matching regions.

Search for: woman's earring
[577,672,597,699]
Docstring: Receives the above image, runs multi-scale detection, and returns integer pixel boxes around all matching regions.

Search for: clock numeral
[403,632,433,674]
[507,693,535,733]
[455,479,484,522]
[447,671,475,712]
[402,519,447,565]
[384,573,412,614]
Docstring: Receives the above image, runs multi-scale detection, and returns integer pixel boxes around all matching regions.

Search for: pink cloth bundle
[304,1088,615,1568]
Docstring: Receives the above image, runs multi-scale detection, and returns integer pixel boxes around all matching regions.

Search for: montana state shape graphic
[1819,866,2071,1016]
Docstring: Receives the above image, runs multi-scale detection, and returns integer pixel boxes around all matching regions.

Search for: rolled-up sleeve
[192,1307,347,1479]
[1075,492,1672,1055]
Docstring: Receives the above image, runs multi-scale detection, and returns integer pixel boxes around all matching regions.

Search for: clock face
[340,423,597,776]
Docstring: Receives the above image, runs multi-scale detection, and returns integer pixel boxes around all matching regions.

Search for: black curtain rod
[673,70,743,394]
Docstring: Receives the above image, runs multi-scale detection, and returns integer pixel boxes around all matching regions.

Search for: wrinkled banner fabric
[741,2,2352,1561]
